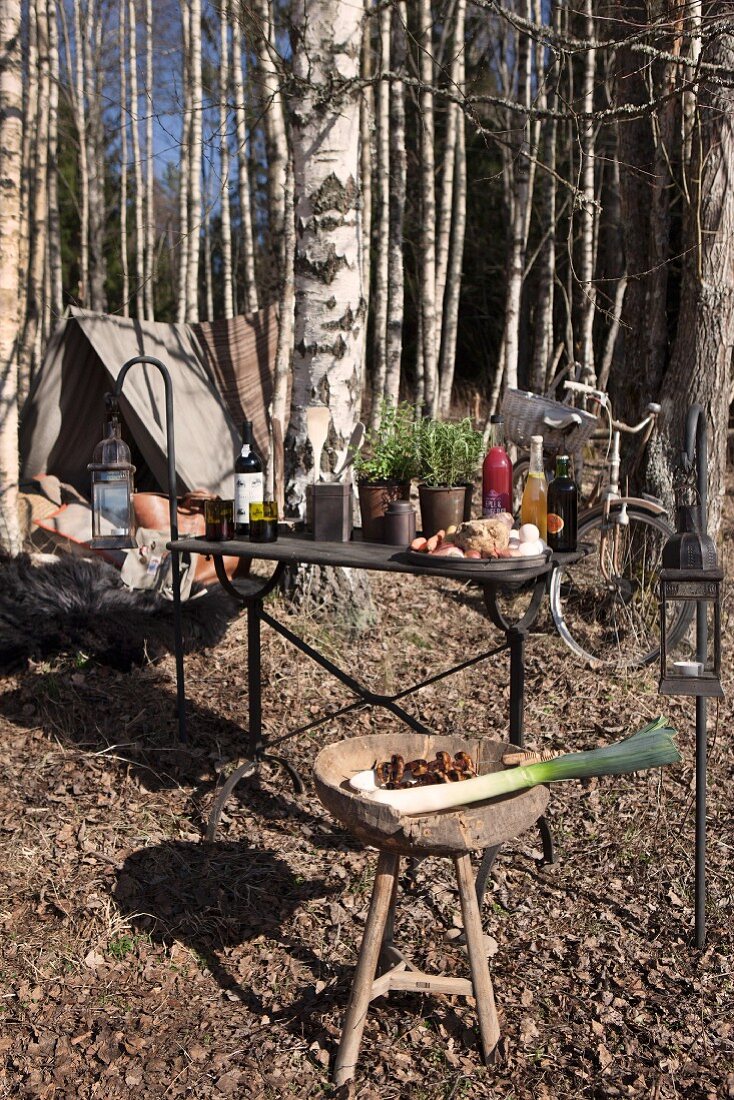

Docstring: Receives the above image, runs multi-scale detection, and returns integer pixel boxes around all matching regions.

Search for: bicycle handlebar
[563,381,660,436]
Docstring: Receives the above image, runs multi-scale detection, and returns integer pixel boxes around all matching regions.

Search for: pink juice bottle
[482,414,512,516]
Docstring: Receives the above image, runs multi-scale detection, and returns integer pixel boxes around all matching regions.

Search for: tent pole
[113,356,187,743]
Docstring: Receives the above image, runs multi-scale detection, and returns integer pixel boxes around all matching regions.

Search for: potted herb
[417,417,484,536]
[353,401,421,541]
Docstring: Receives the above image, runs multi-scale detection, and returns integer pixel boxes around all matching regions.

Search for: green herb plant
[417,417,484,487]
[353,401,421,483]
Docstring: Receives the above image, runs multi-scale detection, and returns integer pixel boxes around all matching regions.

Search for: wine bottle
[482,414,513,516]
[234,420,263,536]
[521,435,548,540]
[547,454,578,552]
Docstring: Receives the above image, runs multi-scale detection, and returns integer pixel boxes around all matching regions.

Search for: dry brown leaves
[1,492,733,1099]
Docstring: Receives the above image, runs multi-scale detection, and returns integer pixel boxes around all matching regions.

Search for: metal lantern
[88,395,136,549]
[659,503,723,698]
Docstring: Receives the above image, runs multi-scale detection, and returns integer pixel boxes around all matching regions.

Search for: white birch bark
[269,155,295,508]
[578,0,597,383]
[233,13,258,312]
[219,0,233,319]
[253,0,286,278]
[144,0,154,319]
[47,0,63,323]
[84,0,106,311]
[18,0,35,313]
[176,0,189,322]
[358,9,373,398]
[184,0,202,321]
[203,176,213,321]
[531,1,558,392]
[0,0,23,554]
[287,0,365,520]
[418,0,437,413]
[437,0,467,416]
[384,0,406,407]
[18,0,49,393]
[72,0,89,305]
[119,0,129,315]
[368,2,390,428]
[128,0,144,318]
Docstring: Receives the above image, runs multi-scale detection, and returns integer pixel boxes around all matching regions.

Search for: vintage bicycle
[502,381,691,667]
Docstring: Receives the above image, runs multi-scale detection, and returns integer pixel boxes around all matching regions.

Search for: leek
[357,717,680,816]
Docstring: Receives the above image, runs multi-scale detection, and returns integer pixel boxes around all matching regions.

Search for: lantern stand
[659,405,723,948]
[112,356,187,743]
[686,407,711,949]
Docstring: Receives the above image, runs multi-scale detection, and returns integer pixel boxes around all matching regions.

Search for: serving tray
[406,547,550,572]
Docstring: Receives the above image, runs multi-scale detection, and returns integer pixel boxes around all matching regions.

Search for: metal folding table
[169,533,578,876]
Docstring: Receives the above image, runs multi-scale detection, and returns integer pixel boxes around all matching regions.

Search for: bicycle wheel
[548,506,690,667]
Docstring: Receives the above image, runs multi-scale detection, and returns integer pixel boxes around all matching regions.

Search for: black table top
[169,531,583,586]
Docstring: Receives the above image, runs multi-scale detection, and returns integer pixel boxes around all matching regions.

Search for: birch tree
[144,0,155,318]
[0,0,23,554]
[176,0,190,322]
[47,0,63,324]
[233,4,258,313]
[128,0,145,317]
[383,0,407,406]
[417,0,438,413]
[286,0,365,519]
[184,0,202,321]
[218,0,234,318]
[84,0,106,311]
[119,0,129,315]
[368,2,390,427]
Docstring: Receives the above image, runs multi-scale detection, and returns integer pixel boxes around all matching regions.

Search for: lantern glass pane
[92,473,132,538]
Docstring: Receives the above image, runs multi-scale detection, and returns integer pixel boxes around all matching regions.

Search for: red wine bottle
[234,420,263,536]
[547,454,578,552]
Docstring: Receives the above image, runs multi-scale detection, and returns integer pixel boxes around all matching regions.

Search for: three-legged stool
[314,732,549,1088]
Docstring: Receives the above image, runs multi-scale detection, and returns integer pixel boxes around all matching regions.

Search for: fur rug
[0,553,238,671]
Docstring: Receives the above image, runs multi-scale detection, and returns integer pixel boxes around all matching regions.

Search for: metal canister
[383,499,416,546]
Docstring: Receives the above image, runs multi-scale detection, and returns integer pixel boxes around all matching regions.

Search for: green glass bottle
[547,454,578,552]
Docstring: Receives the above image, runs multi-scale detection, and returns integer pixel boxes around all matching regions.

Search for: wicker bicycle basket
[502,388,599,456]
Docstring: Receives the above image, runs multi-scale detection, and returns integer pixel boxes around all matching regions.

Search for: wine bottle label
[235,472,264,522]
[547,512,564,535]
[482,489,510,515]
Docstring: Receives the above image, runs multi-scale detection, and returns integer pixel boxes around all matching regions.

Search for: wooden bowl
[313,733,549,856]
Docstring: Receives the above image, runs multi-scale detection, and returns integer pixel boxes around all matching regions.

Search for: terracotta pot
[418,485,467,538]
[357,481,411,542]
[132,492,246,585]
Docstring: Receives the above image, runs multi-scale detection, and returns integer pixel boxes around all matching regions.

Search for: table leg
[508,628,525,749]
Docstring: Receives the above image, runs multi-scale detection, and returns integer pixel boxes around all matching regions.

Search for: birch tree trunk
[119,0,129,315]
[358,9,373,399]
[184,0,202,321]
[18,0,49,394]
[144,0,155,319]
[383,0,406,406]
[233,12,258,313]
[368,2,390,428]
[0,0,23,555]
[219,0,234,318]
[176,0,190,322]
[287,0,365,519]
[18,0,35,314]
[128,0,145,317]
[577,0,597,383]
[436,0,467,416]
[530,0,558,392]
[253,0,285,292]
[417,0,437,413]
[47,0,63,323]
[84,0,106,311]
[72,0,89,305]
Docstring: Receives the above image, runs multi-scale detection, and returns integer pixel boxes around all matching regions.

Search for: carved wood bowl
[313,733,549,856]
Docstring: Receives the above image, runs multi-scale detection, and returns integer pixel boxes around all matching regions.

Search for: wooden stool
[313,733,549,1088]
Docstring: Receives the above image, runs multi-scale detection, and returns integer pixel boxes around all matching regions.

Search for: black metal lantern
[659,504,723,697]
[88,395,136,549]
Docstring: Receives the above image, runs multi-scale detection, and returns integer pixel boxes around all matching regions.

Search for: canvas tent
[20,307,279,499]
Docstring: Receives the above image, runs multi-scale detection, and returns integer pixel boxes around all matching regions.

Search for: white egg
[519,523,540,543]
[519,539,542,556]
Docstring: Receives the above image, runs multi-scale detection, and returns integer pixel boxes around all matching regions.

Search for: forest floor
[1,491,733,1100]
